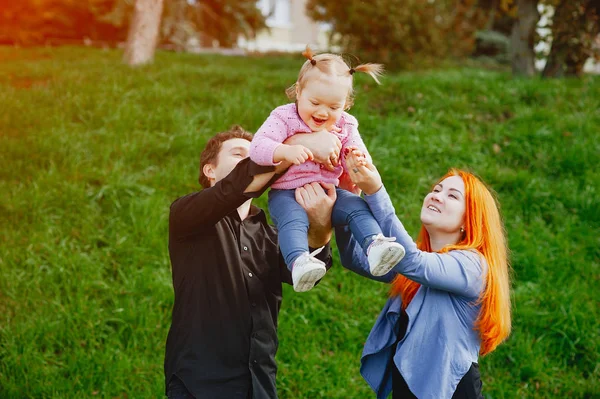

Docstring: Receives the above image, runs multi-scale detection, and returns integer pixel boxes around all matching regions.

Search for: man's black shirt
[164,158,332,399]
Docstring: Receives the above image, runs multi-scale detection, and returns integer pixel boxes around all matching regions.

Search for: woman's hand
[284,129,342,171]
[344,147,383,196]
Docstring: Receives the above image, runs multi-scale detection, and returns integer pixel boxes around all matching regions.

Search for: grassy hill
[0,47,598,398]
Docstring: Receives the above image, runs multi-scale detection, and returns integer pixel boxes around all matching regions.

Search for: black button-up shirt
[164,158,332,399]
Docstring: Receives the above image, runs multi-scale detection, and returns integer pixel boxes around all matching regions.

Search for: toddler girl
[250,46,405,292]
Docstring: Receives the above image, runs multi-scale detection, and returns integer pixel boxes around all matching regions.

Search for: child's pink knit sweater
[250,103,371,190]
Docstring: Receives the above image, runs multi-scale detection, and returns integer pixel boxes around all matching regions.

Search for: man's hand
[284,130,342,171]
[296,182,336,248]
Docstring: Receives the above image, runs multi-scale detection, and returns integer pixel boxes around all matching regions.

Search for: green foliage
[0,0,128,45]
[0,47,599,398]
[159,0,267,49]
[473,30,511,64]
[195,0,266,47]
[306,0,487,68]
[478,0,516,35]
[0,0,266,48]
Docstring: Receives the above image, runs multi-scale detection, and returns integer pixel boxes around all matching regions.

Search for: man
[164,125,338,399]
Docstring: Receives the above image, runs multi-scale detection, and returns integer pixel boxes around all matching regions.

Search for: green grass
[0,46,598,398]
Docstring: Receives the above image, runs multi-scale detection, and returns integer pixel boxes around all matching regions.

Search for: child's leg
[269,189,327,292]
[268,189,310,270]
[332,188,405,276]
[331,188,382,253]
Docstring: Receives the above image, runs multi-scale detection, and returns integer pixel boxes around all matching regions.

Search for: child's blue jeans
[268,187,382,270]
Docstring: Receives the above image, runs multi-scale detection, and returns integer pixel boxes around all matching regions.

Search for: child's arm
[273,143,314,165]
[250,110,313,166]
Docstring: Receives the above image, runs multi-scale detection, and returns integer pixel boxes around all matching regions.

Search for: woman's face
[420,175,466,235]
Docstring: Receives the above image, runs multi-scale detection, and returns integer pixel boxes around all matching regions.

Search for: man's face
[204,138,251,187]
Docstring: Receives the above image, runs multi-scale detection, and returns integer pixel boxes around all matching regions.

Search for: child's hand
[344,147,382,195]
[282,144,314,165]
[343,146,367,167]
[339,147,365,195]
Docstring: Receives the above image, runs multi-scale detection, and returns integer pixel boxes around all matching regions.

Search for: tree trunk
[543,0,600,78]
[510,0,540,76]
[123,0,164,66]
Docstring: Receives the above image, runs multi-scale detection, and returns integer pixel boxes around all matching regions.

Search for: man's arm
[170,158,285,238]
[244,161,290,193]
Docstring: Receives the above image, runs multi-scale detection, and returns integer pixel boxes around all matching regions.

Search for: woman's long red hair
[390,169,511,355]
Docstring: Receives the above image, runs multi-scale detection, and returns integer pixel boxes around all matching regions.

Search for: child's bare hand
[343,146,367,166]
[344,147,382,196]
[284,145,314,165]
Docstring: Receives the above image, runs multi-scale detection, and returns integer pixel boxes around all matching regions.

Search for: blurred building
[238,0,331,52]
[585,35,600,74]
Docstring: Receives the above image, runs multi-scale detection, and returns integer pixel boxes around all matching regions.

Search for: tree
[306,0,487,68]
[160,0,197,51]
[123,0,266,51]
[195,0,266,48]
[123,0,164,66]
[510,0,540,76]
[0,0,127,45]
[542,0,600,77]
[472,0,516,64]
[478,0,517,34]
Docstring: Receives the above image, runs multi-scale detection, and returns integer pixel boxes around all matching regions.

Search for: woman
[335,149,512,399]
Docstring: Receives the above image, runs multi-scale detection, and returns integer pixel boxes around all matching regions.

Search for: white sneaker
[291,247,327,292]
[367,234,405,276]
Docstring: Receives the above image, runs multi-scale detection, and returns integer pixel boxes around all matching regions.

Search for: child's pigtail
[351,63,384,84]
[285,83,297,100]
[302,45,317,66]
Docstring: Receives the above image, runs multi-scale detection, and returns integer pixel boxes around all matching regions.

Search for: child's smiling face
[296,74,350,132]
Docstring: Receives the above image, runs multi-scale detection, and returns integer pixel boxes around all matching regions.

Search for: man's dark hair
[199,125,254,188]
